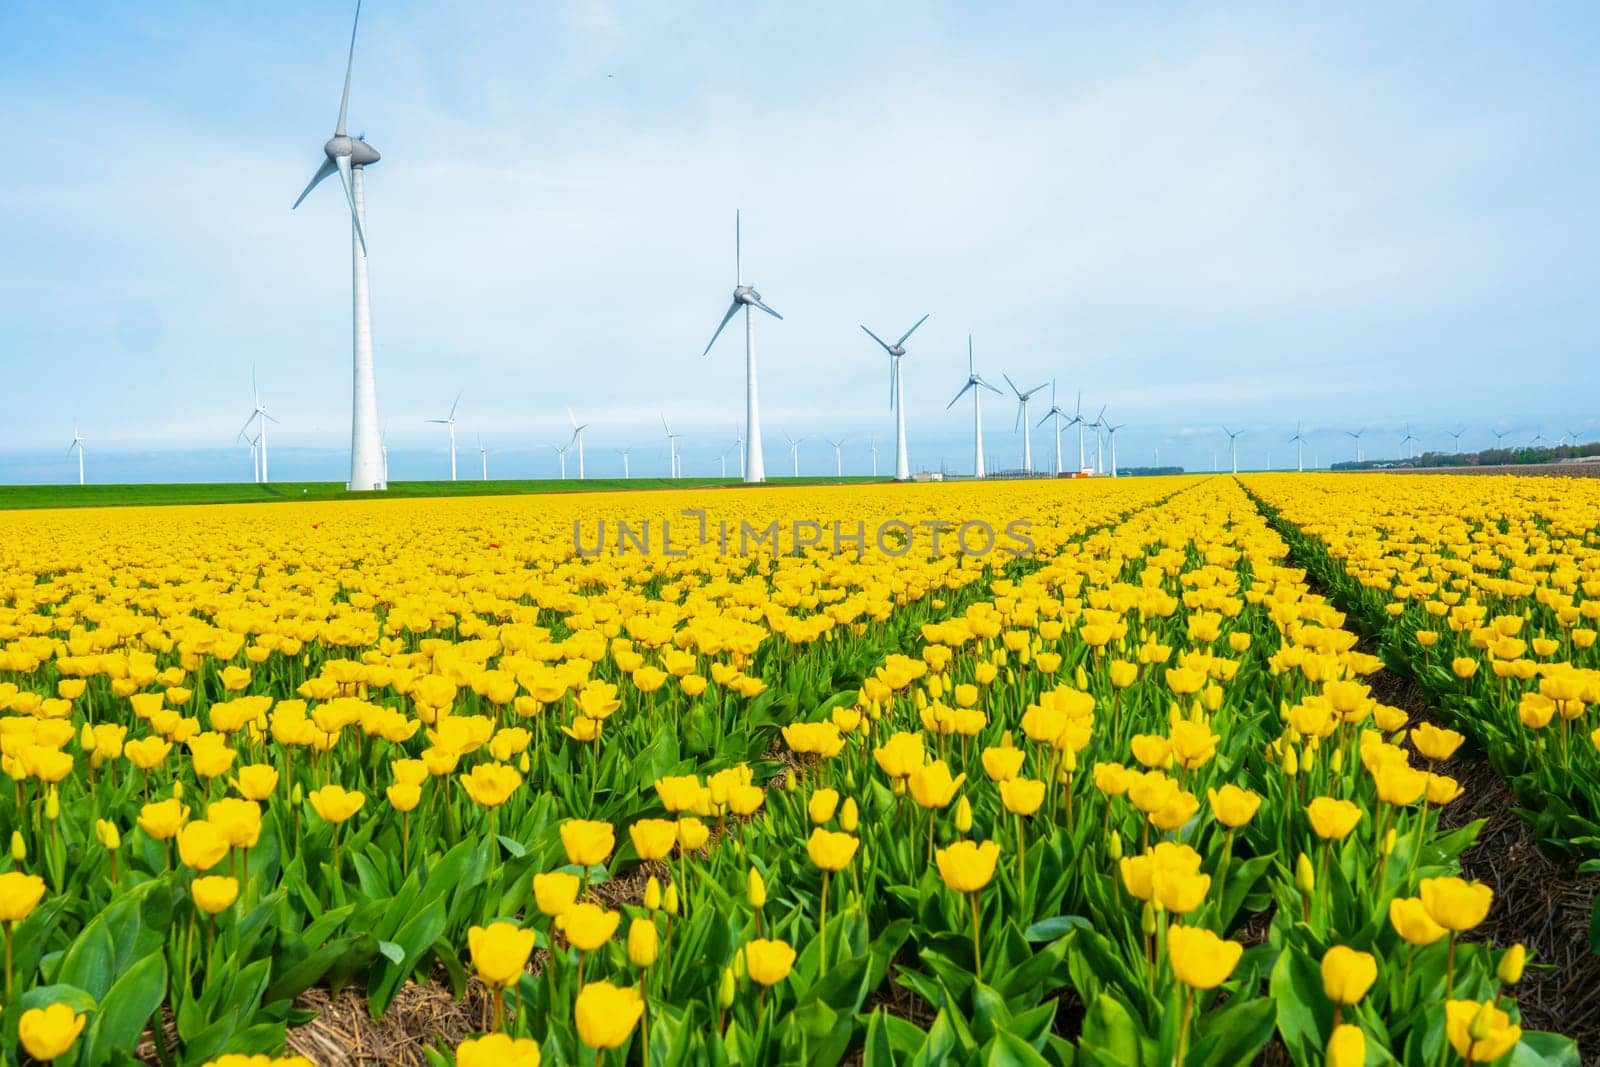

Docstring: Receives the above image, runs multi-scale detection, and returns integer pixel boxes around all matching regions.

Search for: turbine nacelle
[324,134,382,166]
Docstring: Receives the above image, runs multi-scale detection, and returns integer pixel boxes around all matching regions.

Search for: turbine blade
[753,300,783,321]
[1014,404,1022,433]
[735,209,742,284]
[450,391,461,420]
[1036,409,1053,429]
[981,379,1004,395]
[895,314,929,347]
[946,381,974,410]
[335,155,368,255]
[262,411,280,424]
[702,299,741,355]
[1003,373,1020,398]
[890,357,899,409]
[337,0,363,137]
[861,325,893,353]
[292,157,338,209]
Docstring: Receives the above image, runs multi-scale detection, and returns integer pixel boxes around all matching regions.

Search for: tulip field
[0,474,1595,1066]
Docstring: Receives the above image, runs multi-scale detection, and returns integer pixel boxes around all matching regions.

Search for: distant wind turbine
[237,368,279,484]
[1089,406,1108,474]
[68,425,86,486]
[478,435,487,481]
[1289,421,1306,473]
[1346,428,1366,463]
[868,433,879,477]
[1492,429,1510,449]
[548,435,574,480]
[1105,421,1125,479]
[1448,427,1466,453]
[703,211,782,484]
[661,414,683,478]
[291,0,385,490]
[380,424,389,484]
[861,314,929,482]
[826,437,847,477]
[425,392,461,481]
[615,446,632,480]
[568,409,588,480]
[1036,381,1072,476]
[733,424,745,479]
[946,335,1003,478]
[1401,423,1419,460]
[243,430,261,483]
[1004,374,1049,474]
[783,431,808,478]
[1222,426,1243,475]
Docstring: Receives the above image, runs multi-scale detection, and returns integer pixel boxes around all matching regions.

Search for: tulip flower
[192,875,239,915]
[745,938,797,986]
[1320,945,1377,1028]
[1325,1024,1365,1067]
[806,829,858,976]
[560,819,615,868]
[574,981,644,1054]
[1167,924,1243,1064]
[455,1033,542,1067]
[628,818,677,861]
[1446,999,1521,1063]
[935,840,1000,980]
[1421,876,1493,993]
[19,1003,85,1063]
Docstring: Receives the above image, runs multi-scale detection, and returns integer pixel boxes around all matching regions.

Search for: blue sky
[1,1,1596,483]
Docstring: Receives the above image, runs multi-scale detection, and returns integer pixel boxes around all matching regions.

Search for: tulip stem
[1015,813,1026,903]
[3,922,12,1004]
[819,871,830,978]
[1175,988,1194,1066]
[1445,934,1457,996]
[968,891,983,982]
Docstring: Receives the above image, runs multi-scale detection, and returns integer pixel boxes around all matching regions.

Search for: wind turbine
[425,392,461,481]
[244,431,261,483]
[1289,421,1306,473]
[703,211,782,484]
[1448,427,1466,453]
[568,409,588,480]
[1222,427,1243,475]
[1401,423,1419,460]
[946,335,1003,478]
[826,437,847,477]
[380,424,389,484]
[1088,406,1107,474]
[718,443,739,479]
[237,367,279,483]
[1004,375,1049,474]
[68,426,86,486]
[1346,428,1366,463]
[478,435,488,481]
[861,314,929,482]
[548,436,574,480]
[1036,381,1072,476]
[734,423,745,479]
[1105,421,1125,479]
[292,0,385,491]
[783,432,808,477]
[615,446,632,480]
[868,433,879,477]
[661,415,683,478]
[1492,429,1511,450]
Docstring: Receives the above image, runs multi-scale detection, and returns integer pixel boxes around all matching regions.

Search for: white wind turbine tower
[478,435,488,481]
[237,368,279,483]
[1004,374,1049,474]
[946,336,1003,478]
[1105,420,1125,478]
[661,415,683,478]
[1347,428,1366,463]
[380,424,389,484]
[868,434,879,477]
[1222,427,1243,474]
[1036,381,1072,476]
[615,446,632,480]
[1448,427,1466,453]
[719,443,736,479]
[1289,421,1306,472]
[703,211,782,484]
[68,426,86,486]
[782,432,808,477]
[734,424,745,479]
[426,393,461,481]
[548,436,574,480]
[1401,423,1419,460]
[861,314,929,482]
[244,431,261,483]
[1088,406,1107,474]
[568,409,588,480]
[826,437,847,477]
[292,0,385,491]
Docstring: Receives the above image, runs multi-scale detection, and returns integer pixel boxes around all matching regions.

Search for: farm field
[0,475,1594,1066]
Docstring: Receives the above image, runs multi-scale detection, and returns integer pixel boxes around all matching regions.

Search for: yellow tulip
[1445,999,1521,1062]
[1419,877,1492,932]
[934,839,999,893]
[18,1003,86,1061]
[628,818,677,861]
[307,785,365,824]
[1325,1024,1365,1067]
[1320,946,1377,1004]
[1306,796,1362,840]
[1388,896,1447,946]
[1167,924,1242,990]
[176,820,230,871]
[468,922,536,989]
[806,828,859,871]
[574,981,644,1050]
[560,819,615,867]
[558,902,621,952]
[455,1033,542,1067]
[0,871,46,923]
[744,938,797,986]
[192,876,239,915]
[532,871,581,917]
